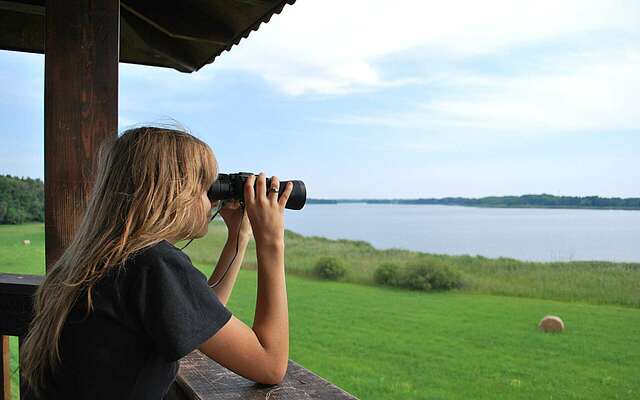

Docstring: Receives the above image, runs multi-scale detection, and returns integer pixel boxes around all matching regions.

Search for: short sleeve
[133,243,232,362]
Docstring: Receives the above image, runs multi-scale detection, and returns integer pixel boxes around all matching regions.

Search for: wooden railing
[0,273,37,399]
[0,273,357,399]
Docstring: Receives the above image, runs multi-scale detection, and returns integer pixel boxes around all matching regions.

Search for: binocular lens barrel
[208,173,306,210]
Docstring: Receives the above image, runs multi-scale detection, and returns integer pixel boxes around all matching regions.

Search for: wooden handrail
[0,273,358,399]
[169,350,357,399]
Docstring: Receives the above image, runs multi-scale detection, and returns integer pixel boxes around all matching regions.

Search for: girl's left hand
[218,200,252,238]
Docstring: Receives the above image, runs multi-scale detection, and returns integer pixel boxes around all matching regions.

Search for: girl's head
[93,125,218,244]
[20,125,218,395]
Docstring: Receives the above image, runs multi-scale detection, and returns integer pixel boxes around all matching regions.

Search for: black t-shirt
[25,240,232,400]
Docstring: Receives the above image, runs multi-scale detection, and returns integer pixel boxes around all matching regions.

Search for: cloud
[212,0,639,95]
[328,47,640,133]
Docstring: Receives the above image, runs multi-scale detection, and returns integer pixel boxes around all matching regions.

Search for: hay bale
[538,315,565,332]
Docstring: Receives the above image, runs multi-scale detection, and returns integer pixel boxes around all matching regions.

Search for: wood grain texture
[1,336,9,400]
[175,350,358,400]
[44,0,119,270]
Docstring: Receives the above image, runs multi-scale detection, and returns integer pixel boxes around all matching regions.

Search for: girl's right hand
[243,173,294,246]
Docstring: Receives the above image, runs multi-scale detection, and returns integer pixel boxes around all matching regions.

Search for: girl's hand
[219,199,251,238]
[244,173,293,246]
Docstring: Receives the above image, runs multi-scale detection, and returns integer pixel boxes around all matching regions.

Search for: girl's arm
[209,230,250,306]
[199,174,292,385]
[208,200,252,306]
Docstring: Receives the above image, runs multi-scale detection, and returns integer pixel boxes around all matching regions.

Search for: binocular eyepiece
[208,172,306,210]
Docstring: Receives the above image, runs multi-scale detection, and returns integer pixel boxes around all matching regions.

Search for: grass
[2,223,640,399]
[181,222,640,308]
[4,222,639,308]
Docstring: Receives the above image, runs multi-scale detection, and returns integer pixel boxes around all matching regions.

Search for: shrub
[374,263,401,286]
[398,259,463,291]
[313,257,346,280]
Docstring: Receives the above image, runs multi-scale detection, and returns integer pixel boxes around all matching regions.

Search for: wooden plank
[0,8,44,54]
[121,6,196,72]
[176,350,358,400]
[44,0,119,270]
[121,0,233,44]
[1,336,9,400]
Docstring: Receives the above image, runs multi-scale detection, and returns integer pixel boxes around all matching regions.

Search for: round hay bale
[538,315,565,332]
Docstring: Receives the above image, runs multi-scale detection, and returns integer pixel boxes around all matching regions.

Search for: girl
[20,126,293,399]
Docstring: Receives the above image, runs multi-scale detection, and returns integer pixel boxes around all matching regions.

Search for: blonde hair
[20,126,217,396]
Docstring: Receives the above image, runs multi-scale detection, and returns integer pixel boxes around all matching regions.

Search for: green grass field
[2,223,639,399]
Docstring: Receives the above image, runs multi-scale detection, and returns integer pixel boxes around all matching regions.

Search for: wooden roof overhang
[0,0,296,72]
[0,1,359,399]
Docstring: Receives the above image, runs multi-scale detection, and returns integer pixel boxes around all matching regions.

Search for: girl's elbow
[261,362,287,385]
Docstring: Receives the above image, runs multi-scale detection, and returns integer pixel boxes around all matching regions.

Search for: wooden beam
[121,6,197,72]
[232,0,277,5]
[121,0,233,45]
[0,9,43,54]
[0,0,45,16]
[44,0,120,270]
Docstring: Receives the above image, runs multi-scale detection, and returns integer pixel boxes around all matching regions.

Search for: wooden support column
[1,336,9,400]
[44,0,120,270]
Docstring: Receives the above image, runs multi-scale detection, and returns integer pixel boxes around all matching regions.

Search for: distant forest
[2,173,639,225]
[0,175,44,224]
[308,195,640,210]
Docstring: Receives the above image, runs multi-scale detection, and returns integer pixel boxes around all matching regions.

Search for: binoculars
[208,172,306,210]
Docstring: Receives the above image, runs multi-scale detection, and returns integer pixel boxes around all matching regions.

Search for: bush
[397,259,463,291]
[374,263,401,286]
[313,257,346,280]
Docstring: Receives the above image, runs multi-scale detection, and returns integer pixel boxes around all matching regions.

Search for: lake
[284,204,640,262]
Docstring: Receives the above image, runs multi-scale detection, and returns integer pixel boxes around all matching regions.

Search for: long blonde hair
[20,126,218,396]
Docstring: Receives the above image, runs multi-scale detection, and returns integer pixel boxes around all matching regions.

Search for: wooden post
[44,0,120,271]
[1,336,9,400]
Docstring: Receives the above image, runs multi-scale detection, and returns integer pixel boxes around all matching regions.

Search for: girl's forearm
[209,232,251,305]
[252,240,289,374]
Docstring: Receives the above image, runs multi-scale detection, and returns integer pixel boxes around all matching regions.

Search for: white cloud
[329,48,640,132]
[212,0,639,95]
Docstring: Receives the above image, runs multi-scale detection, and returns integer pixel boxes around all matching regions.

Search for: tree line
[308,194,640,209]
[0,175,44,224]
[3,172,639,225]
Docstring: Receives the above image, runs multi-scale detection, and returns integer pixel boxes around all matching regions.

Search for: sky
[1,0,639,199]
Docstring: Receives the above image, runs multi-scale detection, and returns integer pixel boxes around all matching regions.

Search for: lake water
[284,204,640,262]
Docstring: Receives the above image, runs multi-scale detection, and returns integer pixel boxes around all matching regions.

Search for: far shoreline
[306,194,640,211]
[305,202,640,211]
